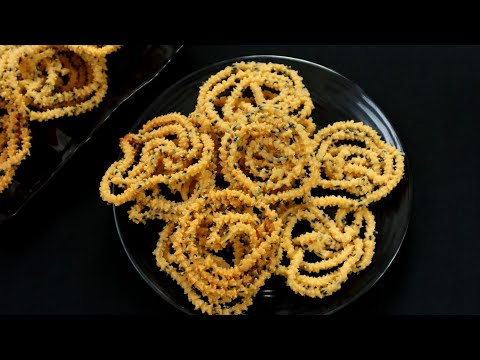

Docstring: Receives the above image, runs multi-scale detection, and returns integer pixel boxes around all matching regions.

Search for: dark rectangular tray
[0,44,183,224]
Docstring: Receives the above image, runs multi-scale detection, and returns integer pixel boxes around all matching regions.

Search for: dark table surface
[1,45,479,316]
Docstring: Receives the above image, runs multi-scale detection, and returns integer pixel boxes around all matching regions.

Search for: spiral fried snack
[314,120,405,206]
[194,61,315,136]
[277,196,375,298]
[99,113,215,223]
[0,45,114,121]
[0,100,31,193]
[0,45,121,194]
[154,189,282,315]
[218,110,319,204]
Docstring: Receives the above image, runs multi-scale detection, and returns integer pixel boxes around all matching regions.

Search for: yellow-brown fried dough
[0,100,31,193]
[154,189,282,315]
[314,120,405,206]
[99,113,215,223]
[277,196,375,298]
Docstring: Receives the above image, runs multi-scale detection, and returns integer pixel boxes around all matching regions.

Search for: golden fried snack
[99,113,215,223]
[218,110,319,204]
[0,100,31,193]
[128,167,216,223]
[314,120,405,206]
[0,45,109,122]
[63,45,122,57]
[153,189,282,315]
[277,196,375,298]
[48,50,91,94]
[194,61,315,136]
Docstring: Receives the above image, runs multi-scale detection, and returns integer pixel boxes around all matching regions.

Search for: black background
[1,45,479,316]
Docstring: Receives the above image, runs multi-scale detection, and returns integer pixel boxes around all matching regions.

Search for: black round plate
[113,55,412,315]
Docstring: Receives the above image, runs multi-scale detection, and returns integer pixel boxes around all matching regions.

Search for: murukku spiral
[0,44,121,194]
[0,45,110,121]
[313,120,405,206]
[154,189,282,315]
[99,113,215,223]
[193,61,315,136]
[218,110,319,204]
[277,196,375,298]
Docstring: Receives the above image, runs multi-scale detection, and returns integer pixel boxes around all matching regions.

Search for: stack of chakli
[99,60,405,315]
